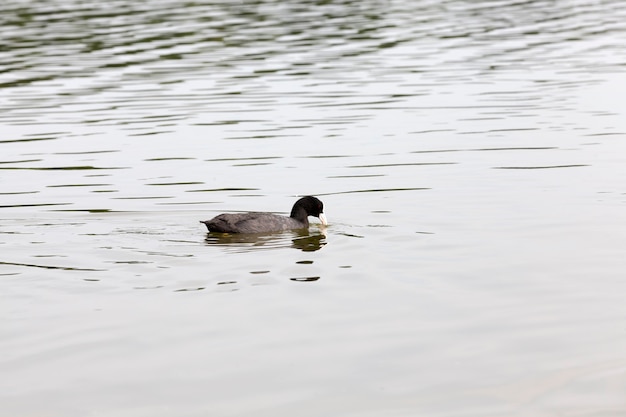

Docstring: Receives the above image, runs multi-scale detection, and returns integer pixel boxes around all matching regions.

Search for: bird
[200,196,327,234]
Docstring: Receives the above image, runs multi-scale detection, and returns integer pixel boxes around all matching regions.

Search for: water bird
[200,196,327,234]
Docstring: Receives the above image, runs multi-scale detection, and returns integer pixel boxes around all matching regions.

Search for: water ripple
[0,260,104,272]
[0,0,623,215]
[2,0,624,128]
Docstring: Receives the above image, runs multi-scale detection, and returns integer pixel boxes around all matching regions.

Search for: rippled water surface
[2,0,626,416]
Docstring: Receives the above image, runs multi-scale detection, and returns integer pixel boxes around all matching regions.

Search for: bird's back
[201,212,305,233]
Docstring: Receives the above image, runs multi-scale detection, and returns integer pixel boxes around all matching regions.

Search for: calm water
[2,0,626,416]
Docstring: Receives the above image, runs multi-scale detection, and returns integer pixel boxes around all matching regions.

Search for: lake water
[2,0,626,416]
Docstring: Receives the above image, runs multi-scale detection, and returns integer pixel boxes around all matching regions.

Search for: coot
[200,196,327,234]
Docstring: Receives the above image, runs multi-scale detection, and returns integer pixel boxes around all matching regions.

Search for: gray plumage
[200,196,326,234]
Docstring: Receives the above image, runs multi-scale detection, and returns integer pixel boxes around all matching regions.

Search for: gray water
[2,0,626,416]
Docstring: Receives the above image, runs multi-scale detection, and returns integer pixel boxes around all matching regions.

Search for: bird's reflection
[291,229,327,252]
[204,228,327,252]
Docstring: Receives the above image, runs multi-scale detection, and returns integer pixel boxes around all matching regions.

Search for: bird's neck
[290,206,310,225]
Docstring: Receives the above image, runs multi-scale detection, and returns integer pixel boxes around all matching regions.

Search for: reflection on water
[291,232,327,252]
[289,276,320,282]
[204,228,327,252]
